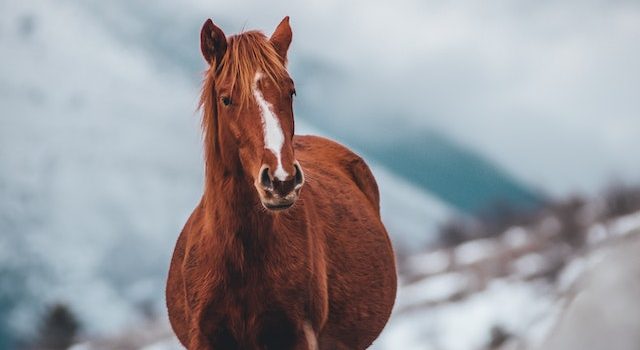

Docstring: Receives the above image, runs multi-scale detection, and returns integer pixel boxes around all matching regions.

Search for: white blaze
[252,72,289,181]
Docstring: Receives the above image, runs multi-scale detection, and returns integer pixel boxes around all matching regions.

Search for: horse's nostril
[293,162,304,188]
[260,167,273,190]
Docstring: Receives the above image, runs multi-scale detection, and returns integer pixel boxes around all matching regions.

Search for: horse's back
[294,135,380,211]
[294,135,397,349]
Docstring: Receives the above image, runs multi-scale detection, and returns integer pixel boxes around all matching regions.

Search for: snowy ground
[541,232,640,350]
[373,210,640,350]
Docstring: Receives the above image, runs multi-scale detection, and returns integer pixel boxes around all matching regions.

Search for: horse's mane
[200,30,287,112]
[200,31,287,175]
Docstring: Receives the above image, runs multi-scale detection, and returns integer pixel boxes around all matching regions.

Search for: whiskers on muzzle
[256,161,304,211]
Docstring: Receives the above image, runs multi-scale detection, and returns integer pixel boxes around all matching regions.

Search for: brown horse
[166,17,397,350]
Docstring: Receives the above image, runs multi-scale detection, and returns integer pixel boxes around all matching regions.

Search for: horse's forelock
[219,31,288,106]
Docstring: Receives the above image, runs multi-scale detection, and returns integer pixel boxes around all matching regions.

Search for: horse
[166,17,397,350]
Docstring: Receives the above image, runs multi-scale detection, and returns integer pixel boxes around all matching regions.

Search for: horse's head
[200,17,304,211]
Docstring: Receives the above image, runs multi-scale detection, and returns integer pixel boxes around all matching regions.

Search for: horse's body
[166,17,396,350]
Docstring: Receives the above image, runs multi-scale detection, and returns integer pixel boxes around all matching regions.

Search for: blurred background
[1,0,640,349]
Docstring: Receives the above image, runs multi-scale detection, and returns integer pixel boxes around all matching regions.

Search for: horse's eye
[221,96,232,106]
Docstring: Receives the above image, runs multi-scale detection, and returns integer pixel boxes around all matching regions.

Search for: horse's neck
[203,165,274,248]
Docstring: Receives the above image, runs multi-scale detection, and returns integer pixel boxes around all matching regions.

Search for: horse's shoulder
[184,201,205,234]
[174,201,208,257]
[294,135,380,212]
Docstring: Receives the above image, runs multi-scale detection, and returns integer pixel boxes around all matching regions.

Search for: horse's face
[221,71,303,212]
[201,18,304,211]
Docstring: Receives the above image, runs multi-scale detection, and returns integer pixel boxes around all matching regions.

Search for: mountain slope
[362,127,544,214]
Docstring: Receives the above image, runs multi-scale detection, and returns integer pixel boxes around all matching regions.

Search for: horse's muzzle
[255,161,304,211]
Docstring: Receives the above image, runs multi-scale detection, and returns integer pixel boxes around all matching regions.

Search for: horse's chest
[207,267,309,348]
[218,257,309,308]
[183,232,319,347]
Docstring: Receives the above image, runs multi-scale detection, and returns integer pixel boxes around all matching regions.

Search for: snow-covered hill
[0,0,203,340]
[372,206,640,349]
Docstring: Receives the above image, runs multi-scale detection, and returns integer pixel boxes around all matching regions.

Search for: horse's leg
[188,316,239,350]
[258,318,318,350]
[279,325,317,350]
[298,321,319,350]
[317,333,354,350]
[318,340,352,350]
[187,329,209,350]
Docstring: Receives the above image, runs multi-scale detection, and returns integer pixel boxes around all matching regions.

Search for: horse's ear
[201,19,227,66]
[270,16,292,63]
